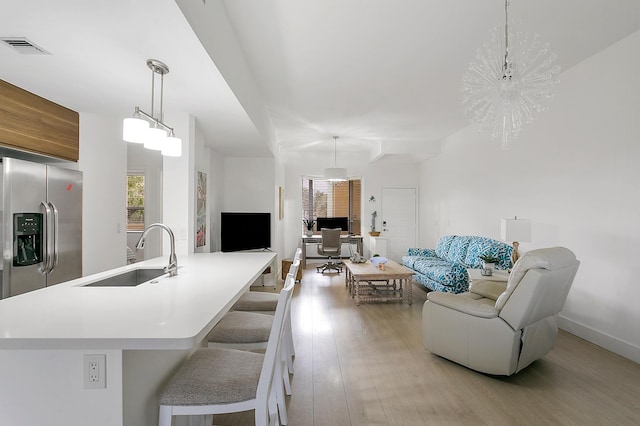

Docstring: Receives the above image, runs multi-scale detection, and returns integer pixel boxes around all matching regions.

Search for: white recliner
[422,247,580,376]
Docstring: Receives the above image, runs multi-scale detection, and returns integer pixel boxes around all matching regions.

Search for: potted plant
[303,219,315,237]
[479,253,499,276]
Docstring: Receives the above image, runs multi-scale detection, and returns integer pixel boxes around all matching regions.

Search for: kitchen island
[0,251,277,426]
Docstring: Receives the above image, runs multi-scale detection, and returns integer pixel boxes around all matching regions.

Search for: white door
[381,188,417,262]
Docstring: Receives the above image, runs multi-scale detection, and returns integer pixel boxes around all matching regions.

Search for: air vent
[0,38,50,55]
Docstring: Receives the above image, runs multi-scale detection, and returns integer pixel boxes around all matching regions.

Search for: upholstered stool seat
[233,292,279,312]
[206,311,272,347]
[160,348,263,406]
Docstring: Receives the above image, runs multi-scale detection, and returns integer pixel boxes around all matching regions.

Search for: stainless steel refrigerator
[0,157,82,298]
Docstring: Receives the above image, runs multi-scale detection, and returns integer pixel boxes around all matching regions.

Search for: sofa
[402,235,513,293]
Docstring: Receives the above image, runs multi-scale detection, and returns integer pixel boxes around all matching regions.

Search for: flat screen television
[221,212,271,252]
[316,217,349,232]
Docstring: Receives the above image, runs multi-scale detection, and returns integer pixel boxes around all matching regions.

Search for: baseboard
[557,315,640,364]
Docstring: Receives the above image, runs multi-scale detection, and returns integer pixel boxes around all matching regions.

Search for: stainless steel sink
[83,268,167,287]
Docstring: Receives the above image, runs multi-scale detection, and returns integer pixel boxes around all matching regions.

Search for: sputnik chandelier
[461,0,560,149]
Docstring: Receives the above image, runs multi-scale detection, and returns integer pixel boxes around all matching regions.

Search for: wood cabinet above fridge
[0,79,79,162]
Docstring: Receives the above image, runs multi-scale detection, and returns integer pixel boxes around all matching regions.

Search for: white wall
[419,31,640,362]
[78,114,127,275]
[223,157,275,213]
[222,158,276,251]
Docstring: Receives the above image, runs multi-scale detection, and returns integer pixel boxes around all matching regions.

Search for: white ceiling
[2,0,639,160]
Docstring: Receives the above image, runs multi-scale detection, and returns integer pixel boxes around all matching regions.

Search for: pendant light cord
[150,65,155,119]
[503,0,510,78]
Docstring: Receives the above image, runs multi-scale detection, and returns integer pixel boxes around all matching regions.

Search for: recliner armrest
[469,280,507,301]
[427,292,499,318]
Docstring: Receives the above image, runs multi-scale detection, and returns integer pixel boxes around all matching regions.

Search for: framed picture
[278,186,284,220]
[196,171,207,248]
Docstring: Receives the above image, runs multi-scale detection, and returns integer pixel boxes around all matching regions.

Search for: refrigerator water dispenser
[13,213,43,266]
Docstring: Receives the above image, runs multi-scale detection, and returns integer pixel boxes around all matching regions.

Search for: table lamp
[501,217,532,267]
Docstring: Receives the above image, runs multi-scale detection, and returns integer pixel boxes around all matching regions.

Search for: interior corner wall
[273,153,286,264]
[418,31,640,362]
[193,124,211,253]
[209,149,224,252]
[162,112,194,256]
[78,113,127,275]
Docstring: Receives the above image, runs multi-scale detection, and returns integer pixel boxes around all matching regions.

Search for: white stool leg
[159,405,172,426]
[274,356,288,425]
[281,349,292,396]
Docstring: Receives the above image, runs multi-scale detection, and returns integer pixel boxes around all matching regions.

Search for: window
[302,178,361,234]
[127,174,145,231]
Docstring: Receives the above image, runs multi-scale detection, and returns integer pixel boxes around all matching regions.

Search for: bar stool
[234,249,301,312]
[233,256,300,378]
[158,281,293,426]
[206,273,296,424]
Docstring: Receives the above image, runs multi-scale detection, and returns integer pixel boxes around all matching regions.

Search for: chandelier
[461,0,560,149]
[123,59,182,157]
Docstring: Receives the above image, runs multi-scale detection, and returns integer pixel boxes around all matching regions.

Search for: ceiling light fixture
[123,59,182,157]
[461,0,560,149]
[324,136,347,182]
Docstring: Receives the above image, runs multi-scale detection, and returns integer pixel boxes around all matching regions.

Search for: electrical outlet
[84,354,106,389]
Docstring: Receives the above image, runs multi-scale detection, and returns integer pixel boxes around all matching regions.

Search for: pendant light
[324,136,347,181]
[123,59,182,157]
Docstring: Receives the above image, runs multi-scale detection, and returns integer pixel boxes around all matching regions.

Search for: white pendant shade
[162,135,182,157]
[122,117,148,143]
[324,136,347,181]
[144,127,167,151]
[324,167,348,181]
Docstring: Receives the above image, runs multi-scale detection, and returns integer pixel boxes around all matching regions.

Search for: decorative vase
[306,230,313,237]
[481,262,495,276]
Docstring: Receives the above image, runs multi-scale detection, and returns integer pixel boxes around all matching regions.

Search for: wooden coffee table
[344,259,414,306]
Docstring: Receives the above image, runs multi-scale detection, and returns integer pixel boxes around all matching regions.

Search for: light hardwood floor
[214,265,640,425]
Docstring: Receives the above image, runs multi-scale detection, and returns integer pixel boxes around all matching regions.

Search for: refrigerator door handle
[40,201,53,274]
[49,202,59,271]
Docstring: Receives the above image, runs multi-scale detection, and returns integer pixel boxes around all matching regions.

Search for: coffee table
[344,259,414,306]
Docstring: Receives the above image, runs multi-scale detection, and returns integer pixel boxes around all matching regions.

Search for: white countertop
[0,251,277,350]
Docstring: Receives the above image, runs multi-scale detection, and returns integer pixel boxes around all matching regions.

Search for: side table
[467,268,509,284]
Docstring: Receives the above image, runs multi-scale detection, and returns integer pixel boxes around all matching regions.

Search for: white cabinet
[369,236,387,258]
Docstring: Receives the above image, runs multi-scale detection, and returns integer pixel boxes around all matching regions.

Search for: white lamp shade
[162,136,182,157]
[122,117,148,143]
[324,167,348,181]
[144,127,168,151]
[501,218,532,242]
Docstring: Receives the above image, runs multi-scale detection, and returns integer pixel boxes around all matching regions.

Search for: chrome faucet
[136,223,178,277]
